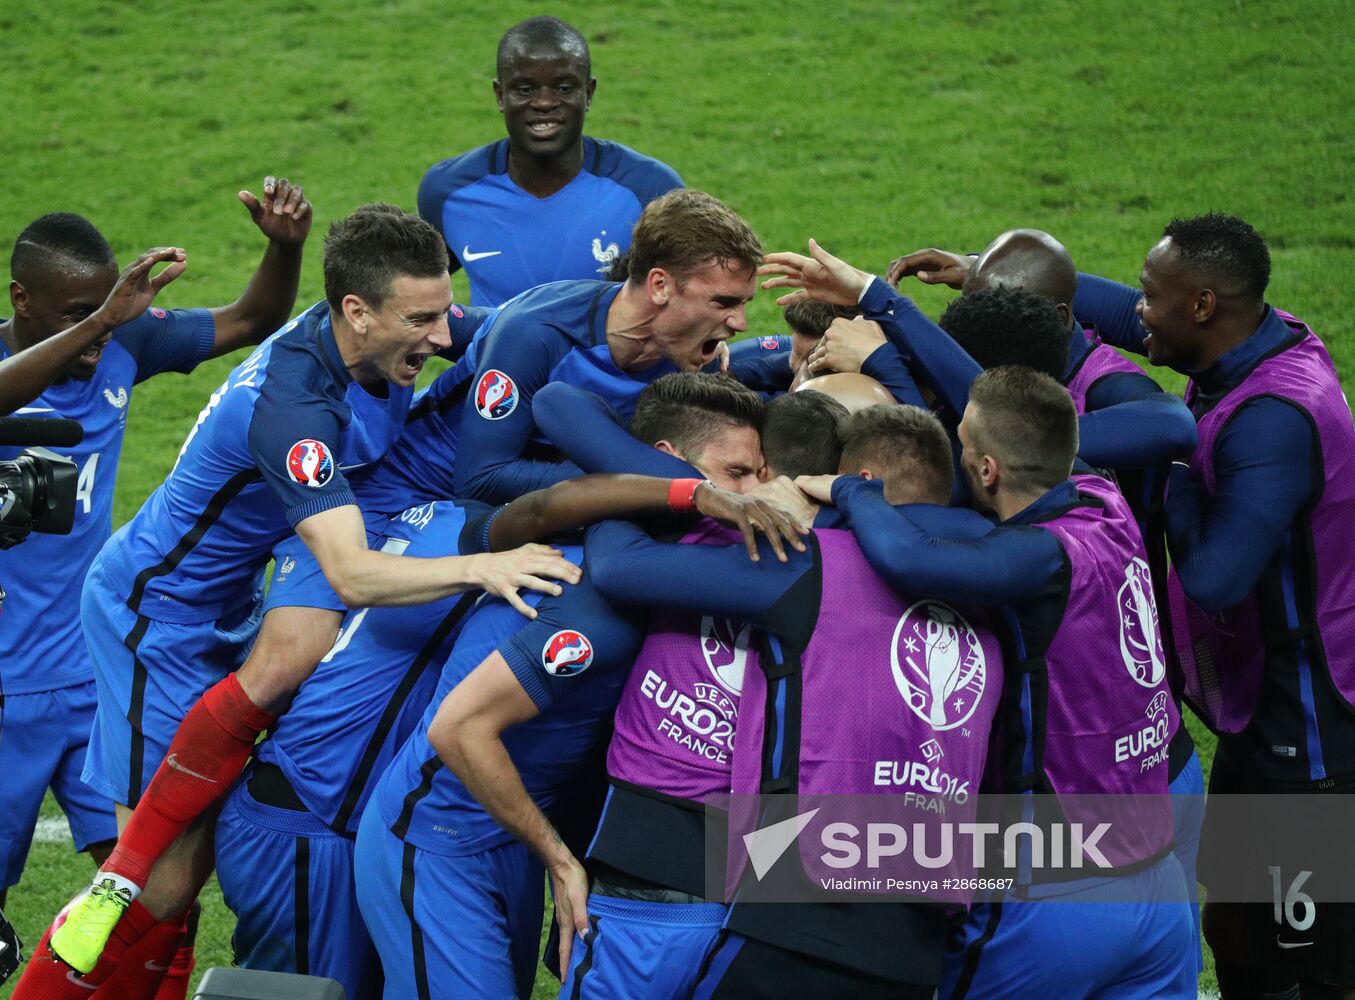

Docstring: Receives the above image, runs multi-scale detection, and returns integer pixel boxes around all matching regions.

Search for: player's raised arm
[0,247,186,415]
[206,176,313,357]
[885,246,973,288]
[758,238,873,307]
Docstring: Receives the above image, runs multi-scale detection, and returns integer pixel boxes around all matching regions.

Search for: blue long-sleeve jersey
[453,281,678,503]
[1073,275,1315,611]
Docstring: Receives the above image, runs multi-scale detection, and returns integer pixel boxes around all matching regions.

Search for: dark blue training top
[418,136,682,307]
[1072,274,1315,611]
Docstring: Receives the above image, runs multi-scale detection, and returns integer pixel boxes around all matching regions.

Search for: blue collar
[1189,306,1299,393]
[313,307,353,388]
[1003,480,1083,526]
[1060,322,1094,384]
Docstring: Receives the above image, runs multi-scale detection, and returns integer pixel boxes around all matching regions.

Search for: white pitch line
[32,817,73,844]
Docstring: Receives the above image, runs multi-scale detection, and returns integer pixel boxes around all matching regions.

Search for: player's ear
[859,468,876,482]
[492,79,505,112]
[646,268,672,306]
[653,439,684,461]
[9,280,28,318]
[340,293,367,335]
[1194,288,1216,324]
[585,77,597,108]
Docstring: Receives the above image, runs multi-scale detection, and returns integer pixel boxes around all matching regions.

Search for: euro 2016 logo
[286,439,334,488]
[700,616,752,695]
[542,630,593,677]
[890,601,986,731]
[1118,557,1166,688]
[475,369,518,420]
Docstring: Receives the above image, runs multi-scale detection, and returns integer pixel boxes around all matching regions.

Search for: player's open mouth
[403,352,430,377]
[527,120,563,138]
[78,340,108,364]
[700,338,720,361]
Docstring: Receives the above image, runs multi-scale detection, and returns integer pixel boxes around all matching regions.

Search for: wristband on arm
[667,478,705,513]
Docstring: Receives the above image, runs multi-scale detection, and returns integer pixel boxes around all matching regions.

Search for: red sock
[152,928,196,1000]
[103,674,277,887]
[12,900,158,999]
[91,911,184,999]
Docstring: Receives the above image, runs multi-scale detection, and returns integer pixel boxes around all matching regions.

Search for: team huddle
[2,13,1352,1000]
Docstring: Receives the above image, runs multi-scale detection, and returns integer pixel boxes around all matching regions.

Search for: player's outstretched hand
[92,247,188,331]
[239,176,313,245]
[886,247,971,289]
[694,481,809,563]
[549,853,590,976]
[806,317,887,375]
[473,544,582,618]
[759,238,873,307]
[795,474,844,505]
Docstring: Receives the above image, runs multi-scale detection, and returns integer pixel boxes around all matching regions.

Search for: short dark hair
[967,366,1078,493]
[11,212,115,287]
[497,16,590,78]
[761,390,848,477]
[939,288,1069,378]
[1162,213,1271,301]
[630,372,763,458]
[627,190,762,283]
[839,405,954,505]
[322,204,449,311]
[783,300,856,339]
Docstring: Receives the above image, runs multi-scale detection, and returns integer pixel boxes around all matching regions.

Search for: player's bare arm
[759,238,873,308]
[488,473,808,562]
[0,247,186,415]
[885,246,972,288]
[295,503,580,617]
[207,176,313,357]
[426,651,589,973]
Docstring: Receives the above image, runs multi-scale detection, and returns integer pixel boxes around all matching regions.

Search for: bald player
[793,371,896,413]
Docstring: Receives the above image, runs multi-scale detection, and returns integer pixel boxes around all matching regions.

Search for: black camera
[0,416,83,551]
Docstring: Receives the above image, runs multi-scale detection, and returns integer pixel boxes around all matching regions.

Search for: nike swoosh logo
[166,754,218,784]
[14,405,55,414]
[67,971,98,990]
[462,246,503,262]
[1276,938,1314,949]
[144,960,170,971]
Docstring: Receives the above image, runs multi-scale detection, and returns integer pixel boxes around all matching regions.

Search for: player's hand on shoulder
[238,175,313,245]
[886,247,971,289]
[760,238,872,307]
[794,473,843,505]
[697,478,810,563]
[808,317,886,375]
[94,246,189,330]
[472,543,582,618]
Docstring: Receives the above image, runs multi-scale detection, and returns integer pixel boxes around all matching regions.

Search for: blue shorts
[1169,748,1206,973]
[354,805,544,1000]
[0,681,119,888]
[263,533,343,614]
[81,557,259,807]
[561,894,726,1000]
[215,779,379,1000]
[939,855,1196,999]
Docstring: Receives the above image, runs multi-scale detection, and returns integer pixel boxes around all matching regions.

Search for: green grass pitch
[3,1,1353,996]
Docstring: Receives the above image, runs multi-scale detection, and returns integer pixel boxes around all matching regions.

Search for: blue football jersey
[0,308,214,693]
[453,280,679,503]
[255,498,498,833]
[418,137,682,307]
[100,302,412,624]
[373,558,643,856]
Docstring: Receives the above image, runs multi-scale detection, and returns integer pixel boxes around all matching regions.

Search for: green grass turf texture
[3,0,1353,995]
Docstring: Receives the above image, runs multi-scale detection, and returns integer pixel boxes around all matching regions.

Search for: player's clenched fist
[471,543,583,617]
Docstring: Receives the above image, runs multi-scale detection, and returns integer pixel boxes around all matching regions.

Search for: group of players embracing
[3,14,1352,1000]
